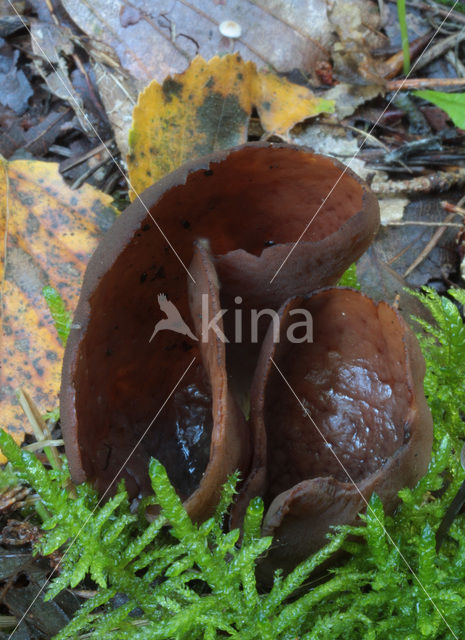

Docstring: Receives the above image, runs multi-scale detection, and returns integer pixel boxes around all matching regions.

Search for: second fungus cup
[239,287,433,573]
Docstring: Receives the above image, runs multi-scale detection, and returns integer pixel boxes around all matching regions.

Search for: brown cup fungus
[242,288,433,574]
[60,142,432,561]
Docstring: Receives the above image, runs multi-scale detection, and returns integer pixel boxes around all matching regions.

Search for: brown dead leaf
[128,54,334,195]
[0,157,116,458]
[62,0,331,83]
[61,0,333,155]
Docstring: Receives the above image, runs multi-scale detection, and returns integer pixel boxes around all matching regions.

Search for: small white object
[379,197,409,225]
[219,20,242,39]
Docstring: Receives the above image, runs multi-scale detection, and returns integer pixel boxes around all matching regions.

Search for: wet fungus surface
[243,288,433,572]
[60,142,432,565]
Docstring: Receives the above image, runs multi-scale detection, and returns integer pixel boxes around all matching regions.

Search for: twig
[387,76,465,90]
[60,139,114,173]
[44,0,59,25]
[436,444,465,551]
[0,615,17,630]
[445,49,465,76]
[413,29,465,71]
[23,109,71,152]
[387,220,462,227]
[17,389,77,498]
[23,439,65,452]
[49,144,74,158]
[442,200,465,216]
[403,212,455,277]
[371,168,465,195]
[102,169,121,193]
[383,30,434,78]
[69,589,98,599]
[71,52,107,121]
[70,156,113,190]
[17,389,61,471]
[344,124,390,150]
[405,0,465,25]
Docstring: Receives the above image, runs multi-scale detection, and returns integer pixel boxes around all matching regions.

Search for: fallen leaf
[0,157,117,458]
[1,554,81,638]
[61,0,333,155]
[364,196,457,289]
[128,54,334,195]
[253,70,334,136]
[61,0,331,85]
[413,90,465,130]
[127,55,253,193]
[328,0,386,86]
[323,81,384,119]
[0,42,33,115]
[290,122,368,178]
[329,0,383,48]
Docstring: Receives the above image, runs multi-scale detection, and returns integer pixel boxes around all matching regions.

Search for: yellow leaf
[252,70,335,136]
[0,157,117,458]
[128,54,334,196]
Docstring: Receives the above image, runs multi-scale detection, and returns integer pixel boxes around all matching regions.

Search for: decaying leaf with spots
[253,70,334,137]
[128,54,334,195]
[0,157,117,457]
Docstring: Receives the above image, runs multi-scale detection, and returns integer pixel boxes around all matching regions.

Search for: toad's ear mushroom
[238,288,433,575]
[60,142,379,514]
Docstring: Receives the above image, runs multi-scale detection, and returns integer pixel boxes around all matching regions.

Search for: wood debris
[371,168,465,196]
